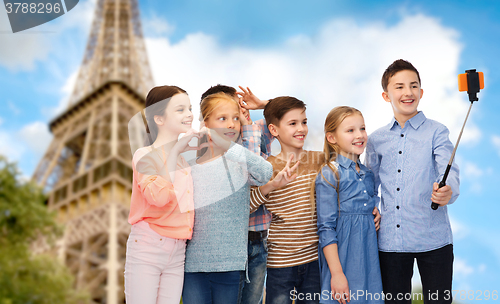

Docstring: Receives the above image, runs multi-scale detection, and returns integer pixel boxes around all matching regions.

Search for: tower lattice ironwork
[33,0,153,302]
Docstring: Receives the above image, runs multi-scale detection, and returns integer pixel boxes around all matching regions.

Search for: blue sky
[1,0,499,301]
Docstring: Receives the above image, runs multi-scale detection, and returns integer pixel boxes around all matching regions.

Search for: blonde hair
[200,92,240,121]
[310,106,363,212]
[198,92,241,156]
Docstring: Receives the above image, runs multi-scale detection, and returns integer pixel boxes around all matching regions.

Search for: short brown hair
[201,84,237,103]
[263,96,306,127]
[381,59,421,92]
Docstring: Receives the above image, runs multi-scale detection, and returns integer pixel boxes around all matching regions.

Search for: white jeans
[124,221,186,304]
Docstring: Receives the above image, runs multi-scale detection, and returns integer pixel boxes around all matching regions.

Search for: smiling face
[327,113,367,162]
[204,100,241,142]
[382,69,424,125]
[156,93,193,136]
[270,108,308,151]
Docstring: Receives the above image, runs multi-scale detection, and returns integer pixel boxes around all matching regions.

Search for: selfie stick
[431,69,484,210]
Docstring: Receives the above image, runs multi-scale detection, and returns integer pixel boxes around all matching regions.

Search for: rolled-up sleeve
[316,167,339,250]
[135,155,176,208]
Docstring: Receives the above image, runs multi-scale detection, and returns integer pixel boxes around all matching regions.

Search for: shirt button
[397,188,400,191]
[364,203,367,206]
[397,224,400,228]
[401,134,404,137]
[364,190,367,193]
[398,169,401,173]
[359,178,362,181]
[399,151,402,154]
[396,206,400,209]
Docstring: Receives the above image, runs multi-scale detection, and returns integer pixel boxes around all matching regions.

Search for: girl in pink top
[124,86,206,304]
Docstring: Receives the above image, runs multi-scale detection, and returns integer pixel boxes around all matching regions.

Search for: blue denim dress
[316,155,383,304]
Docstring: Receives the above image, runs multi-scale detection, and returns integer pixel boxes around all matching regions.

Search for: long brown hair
[310,106,363,212]
[142,85,187,145]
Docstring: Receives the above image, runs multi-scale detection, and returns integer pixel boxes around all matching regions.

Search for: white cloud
[145,14,475,153]
[456,156,494,194]
[44,68,79,117]
[454,257,475,278]
[0,129,26,161]
[478,264,486,273]
[7,101,21,115]
[18,121,52,157]
[450,216,469,240]
[0,120,52,168]
[0,0,95,71]
[492,135,500,157]
[0,11,52,71]
[462,161,484,193]
[463,162,483,179]
[143,14,176,37]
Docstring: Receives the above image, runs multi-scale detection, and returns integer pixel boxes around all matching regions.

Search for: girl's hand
[237,86,268,110]
[331,272,350,304]
[200,127,232,151]
[172,129,207,154]
[270,154,299,189]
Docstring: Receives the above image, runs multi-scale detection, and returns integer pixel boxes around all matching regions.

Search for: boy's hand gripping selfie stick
[431,69,484,210]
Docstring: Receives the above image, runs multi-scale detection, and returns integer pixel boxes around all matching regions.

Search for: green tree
[0,156,90,304]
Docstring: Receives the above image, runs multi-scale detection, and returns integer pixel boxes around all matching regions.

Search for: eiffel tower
[32,0,154,302]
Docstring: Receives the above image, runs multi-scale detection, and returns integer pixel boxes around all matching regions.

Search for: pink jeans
[124,221,186,304]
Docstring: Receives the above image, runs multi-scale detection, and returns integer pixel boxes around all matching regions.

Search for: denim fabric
[182,271,244,304]
[124,221,186,304]
[240,238,268,304]
[316,155,383,303]
[379,244,454,304]
[266,260,321,304]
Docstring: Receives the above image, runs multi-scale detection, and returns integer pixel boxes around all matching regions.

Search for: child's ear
[420,89,424,99]
[154,115,164,126]
[326,132,336,144]
[382,91,391,103]
[268,124,279,137]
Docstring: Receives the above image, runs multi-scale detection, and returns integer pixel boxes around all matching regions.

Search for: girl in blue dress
[313,106,383,304]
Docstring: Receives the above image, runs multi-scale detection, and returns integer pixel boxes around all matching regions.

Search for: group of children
[124,58,460,304]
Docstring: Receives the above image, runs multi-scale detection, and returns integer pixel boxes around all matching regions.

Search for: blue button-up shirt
[365,111,459,252]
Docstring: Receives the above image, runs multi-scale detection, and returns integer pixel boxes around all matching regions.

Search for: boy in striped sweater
[250,96,323,304]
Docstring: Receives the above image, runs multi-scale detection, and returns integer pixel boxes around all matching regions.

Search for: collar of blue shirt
[334,154,365,175]
[389,111,426,131]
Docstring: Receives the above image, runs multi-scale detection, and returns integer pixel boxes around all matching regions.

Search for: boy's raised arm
[432,125,460,206]
[237,86,269,110]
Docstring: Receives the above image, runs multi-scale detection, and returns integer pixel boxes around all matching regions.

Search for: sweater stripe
[250,151,323,268]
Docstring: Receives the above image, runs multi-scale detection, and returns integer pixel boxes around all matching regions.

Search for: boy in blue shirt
[366,59,460,304]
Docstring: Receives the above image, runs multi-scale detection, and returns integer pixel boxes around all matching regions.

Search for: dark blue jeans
[241,237,268,304]
[183,271,244,304]
[379,244,454,304]
[266,260,321,304]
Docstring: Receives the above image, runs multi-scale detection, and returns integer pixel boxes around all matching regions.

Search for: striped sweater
[250,150,324,268]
